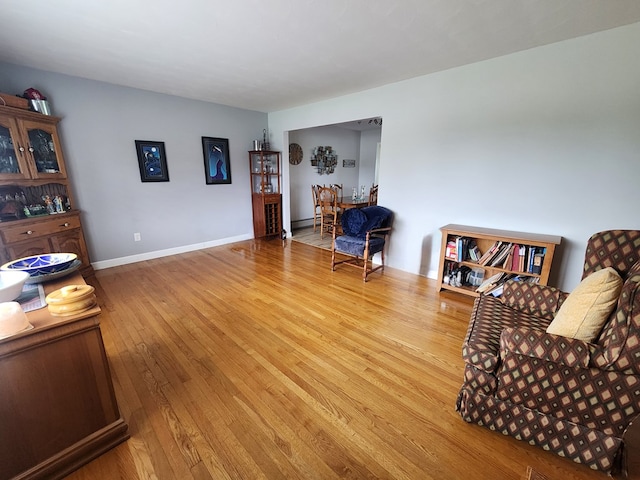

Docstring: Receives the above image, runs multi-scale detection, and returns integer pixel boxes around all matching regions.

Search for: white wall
[358,129,381,187]
[289,126,359,223]
[0,64,266,267]
[269,22,640,291]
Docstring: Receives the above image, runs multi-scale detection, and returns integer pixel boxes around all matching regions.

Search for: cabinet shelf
[437,224,562,298]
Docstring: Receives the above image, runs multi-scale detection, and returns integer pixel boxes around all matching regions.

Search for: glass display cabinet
[249,150,282,238]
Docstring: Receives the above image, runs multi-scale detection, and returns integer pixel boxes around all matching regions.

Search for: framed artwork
[343,159,356,168]
[135,140,169,182]
[202,137,231,184]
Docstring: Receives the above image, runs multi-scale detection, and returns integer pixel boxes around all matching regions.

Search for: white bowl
[0,270,30,302]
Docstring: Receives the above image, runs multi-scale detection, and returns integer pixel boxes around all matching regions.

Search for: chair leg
[331,243,336,271]
[362,247,369,282]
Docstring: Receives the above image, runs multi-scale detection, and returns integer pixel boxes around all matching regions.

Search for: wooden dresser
[0,273,129,480]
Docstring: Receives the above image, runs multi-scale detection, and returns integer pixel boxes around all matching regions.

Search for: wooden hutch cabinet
[249,150,282,238]
[0,105,92,276]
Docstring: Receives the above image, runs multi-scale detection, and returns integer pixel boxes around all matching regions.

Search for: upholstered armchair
[456,230,640,475]
[331,206,393,282]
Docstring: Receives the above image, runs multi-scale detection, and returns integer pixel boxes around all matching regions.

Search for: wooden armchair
[331,206,393,282]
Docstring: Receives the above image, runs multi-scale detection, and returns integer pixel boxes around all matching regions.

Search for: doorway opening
[287,117,382,249]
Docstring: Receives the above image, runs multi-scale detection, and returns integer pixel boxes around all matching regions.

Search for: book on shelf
[468,243,482,262]
[532,248,546,274]
[518,245,526,272]
[475,272,506,294]
[445,240,457,260]
[478,241,502,265]
[511,244,520,271]
[489,242,513,267]
[478,273,540,297]
[456,236,465,262]
[501,244,516,270]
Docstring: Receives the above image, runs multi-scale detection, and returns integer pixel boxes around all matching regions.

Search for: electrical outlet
[134,232,141,242]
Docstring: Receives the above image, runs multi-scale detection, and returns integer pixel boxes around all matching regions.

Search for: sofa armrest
[500,326,592,368]
[500,281,569,321]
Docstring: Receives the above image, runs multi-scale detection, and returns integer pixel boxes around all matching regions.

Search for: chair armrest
[500,326,592,368]
[500,281,569,321]
[366,226,391,238]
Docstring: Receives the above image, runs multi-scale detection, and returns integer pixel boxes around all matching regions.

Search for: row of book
[475,273,540,297]
[479,241,546,274]
[445,237,546,275]
[445,237,478,263]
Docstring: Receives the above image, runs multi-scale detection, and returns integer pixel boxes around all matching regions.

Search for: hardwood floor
[66,239,604,480]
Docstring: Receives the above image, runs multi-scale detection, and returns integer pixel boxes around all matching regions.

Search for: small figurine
[53,195,64,213]
[43,195,55,214]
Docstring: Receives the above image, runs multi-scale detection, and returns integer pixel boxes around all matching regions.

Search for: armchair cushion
[546,267,623,342]
[462,295,549,373]
[501,281,568,321]
[500,327,591,368]
[592,263,640,374]
[334,235,385,257]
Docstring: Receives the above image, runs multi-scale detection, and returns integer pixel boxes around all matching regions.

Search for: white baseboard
[292,218,314,229]
[91,233,254,270]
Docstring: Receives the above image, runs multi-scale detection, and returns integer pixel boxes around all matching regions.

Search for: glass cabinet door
[21,120,67,179]
[0,115,30,179]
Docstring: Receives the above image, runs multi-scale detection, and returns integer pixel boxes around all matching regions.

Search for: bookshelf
[437,224,562,298]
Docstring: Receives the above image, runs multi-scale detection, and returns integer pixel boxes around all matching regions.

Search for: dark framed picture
[135,140,169,182]
[202,137,231,184]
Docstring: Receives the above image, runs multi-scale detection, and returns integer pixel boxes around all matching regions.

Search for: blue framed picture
[202,137,231,184]
[135,140,169,182]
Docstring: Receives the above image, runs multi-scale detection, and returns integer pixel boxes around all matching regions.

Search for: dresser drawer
[0,215,82,244]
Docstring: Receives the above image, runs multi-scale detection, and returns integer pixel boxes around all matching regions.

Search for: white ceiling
[2,1,640,113]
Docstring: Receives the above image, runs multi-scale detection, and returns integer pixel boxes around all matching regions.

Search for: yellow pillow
[546,267,623,342]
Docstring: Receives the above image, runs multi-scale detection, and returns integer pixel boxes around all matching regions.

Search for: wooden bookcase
[437,224,562,298]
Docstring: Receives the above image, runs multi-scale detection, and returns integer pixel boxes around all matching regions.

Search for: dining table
[337,196,369,209]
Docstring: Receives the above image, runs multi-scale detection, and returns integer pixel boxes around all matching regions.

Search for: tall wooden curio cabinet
[0,105,93,276]
[249,150,282,238]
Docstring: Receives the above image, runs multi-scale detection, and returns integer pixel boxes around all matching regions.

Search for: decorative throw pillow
[546,267,623,342]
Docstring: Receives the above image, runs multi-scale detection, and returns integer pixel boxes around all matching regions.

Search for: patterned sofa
[456,230,640,474]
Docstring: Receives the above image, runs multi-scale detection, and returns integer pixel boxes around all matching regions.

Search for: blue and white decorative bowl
[1,253,78,277]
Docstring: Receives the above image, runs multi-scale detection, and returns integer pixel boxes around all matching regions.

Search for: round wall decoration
[289,143,303,165]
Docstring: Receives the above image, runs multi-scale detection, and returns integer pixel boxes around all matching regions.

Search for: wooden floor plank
[65,239,605,480]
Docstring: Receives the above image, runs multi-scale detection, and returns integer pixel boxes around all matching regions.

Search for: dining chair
[330,184,344,215]
[311,184,322,232]
[330,183,343,199]
[368,185,379,206]
[318,186,338,238]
